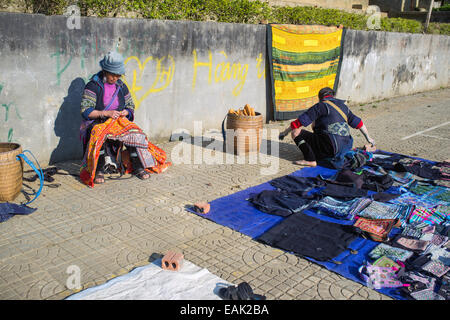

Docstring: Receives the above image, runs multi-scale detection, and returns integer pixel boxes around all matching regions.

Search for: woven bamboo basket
[0,143,23,201]
[226,112,263,155]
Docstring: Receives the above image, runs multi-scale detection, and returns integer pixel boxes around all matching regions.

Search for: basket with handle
[0,143,44,205]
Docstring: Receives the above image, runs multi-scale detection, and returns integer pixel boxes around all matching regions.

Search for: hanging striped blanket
[80,117,171,187]
[268,24,346,120]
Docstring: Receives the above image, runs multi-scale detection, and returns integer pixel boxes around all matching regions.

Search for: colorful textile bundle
[357,201,414,227]
[353,217,399,242]
[389,192,440,209]
[388,171,415,187]
[268,24,345,120]
[409,184,450,203]
[309,196,371,220]
[358,257,407,290]
[368,243,414,262]
[408,206,447,226]
[80,117,171,187]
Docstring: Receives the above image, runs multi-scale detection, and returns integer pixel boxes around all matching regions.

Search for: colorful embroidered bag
[358,258,408,290]
[391,235,430,252]
[421,260,450,278]
[353,217,400,242]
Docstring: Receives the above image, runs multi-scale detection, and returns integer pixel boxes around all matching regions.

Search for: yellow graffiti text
[123,55,175,110]
[192,49,249,97]
[256,53,266,79]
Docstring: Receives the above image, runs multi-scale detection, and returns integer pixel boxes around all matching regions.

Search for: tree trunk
[425,0,435,31]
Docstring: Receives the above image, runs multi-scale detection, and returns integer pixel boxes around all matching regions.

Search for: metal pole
[425,0,435,31]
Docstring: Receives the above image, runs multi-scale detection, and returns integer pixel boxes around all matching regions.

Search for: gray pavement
[0,88,449,300]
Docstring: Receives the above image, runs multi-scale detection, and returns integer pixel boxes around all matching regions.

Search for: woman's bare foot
[293,160,317,167]
[94,171,105,184]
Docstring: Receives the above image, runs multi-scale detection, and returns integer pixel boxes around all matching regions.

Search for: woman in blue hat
[80,51,151,184]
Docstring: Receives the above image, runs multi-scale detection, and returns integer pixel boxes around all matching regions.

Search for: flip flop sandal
[237,282,266,300]
[218,282,266,300]
[24,166,59,182]
[218,285,240,300]
[134,168,150,180]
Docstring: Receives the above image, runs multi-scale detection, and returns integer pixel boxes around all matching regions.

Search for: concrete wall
[0,12,268,164]
[0,12,449,164]
[336,29,450,104]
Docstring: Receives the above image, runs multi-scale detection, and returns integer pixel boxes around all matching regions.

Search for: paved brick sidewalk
[0,88,449,300]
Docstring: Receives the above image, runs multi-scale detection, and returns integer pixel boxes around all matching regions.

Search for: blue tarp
[186,158,442,300]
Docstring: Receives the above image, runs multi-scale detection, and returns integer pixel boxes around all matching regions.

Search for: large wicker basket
[226,112,263,155]
[0,143,23,202]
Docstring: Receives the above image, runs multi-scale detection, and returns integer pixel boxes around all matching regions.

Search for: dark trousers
[97,141,140,173]
[293,130,334,162]
[257,212,358,262]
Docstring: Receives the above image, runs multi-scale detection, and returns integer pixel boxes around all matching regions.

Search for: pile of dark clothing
[249,150,450,300]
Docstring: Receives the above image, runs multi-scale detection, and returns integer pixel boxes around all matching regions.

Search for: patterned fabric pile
[268,24,345,120]
[80,117,171,187]
[249,150,450,300]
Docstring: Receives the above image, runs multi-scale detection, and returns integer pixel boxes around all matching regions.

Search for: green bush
[24,0,69,15]
[434,4,450,11]
[380,17,423,33]
[270,5,367,30]
[5,0,450,35]
[428,22,450,34]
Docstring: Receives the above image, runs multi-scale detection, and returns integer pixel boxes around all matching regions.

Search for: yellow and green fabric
[268,24,346,120]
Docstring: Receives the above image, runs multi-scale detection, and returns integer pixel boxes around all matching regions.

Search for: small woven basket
[226,112,263,155]
[0,143,23,201]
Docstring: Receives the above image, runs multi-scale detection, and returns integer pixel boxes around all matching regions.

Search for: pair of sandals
[24,166,59,183]
[94,168,150,184]
[218,282,266,300]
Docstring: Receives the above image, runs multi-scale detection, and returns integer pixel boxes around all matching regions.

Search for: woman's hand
[367,137,376,147]
[119,109,129,117]
[103,110,121,119]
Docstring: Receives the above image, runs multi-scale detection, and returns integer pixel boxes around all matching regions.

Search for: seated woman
[79,51,170,186]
